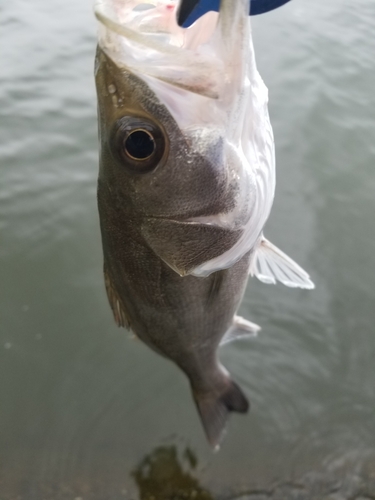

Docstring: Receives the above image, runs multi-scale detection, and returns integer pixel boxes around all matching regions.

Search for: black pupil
[125,130,155,160]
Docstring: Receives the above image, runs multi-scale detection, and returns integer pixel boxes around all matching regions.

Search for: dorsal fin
[250,237,315,289]
[104,264,131,328]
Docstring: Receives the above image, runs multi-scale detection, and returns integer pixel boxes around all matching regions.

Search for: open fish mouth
[94,0,218,50]
[94,0,248,99]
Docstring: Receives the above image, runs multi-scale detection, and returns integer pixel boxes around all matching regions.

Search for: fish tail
[192,377,249,449]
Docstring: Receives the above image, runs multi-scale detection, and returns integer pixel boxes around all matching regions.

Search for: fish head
[95,46,233,220]
[95,0,275,276]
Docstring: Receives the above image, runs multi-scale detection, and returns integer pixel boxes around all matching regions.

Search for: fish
[94,0,314,448]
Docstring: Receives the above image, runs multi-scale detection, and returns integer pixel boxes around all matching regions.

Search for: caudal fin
[193,379,249,449]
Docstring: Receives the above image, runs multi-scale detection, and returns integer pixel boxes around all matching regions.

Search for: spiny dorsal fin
[250,237,315,289]
[220,315,260,346]
[104,264,131,329]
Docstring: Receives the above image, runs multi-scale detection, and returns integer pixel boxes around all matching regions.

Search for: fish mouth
[94,2,183,55]
[94,1,249,98]
[94,1,218,51]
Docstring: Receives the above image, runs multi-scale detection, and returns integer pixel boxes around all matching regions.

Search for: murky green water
[1,0,375,498]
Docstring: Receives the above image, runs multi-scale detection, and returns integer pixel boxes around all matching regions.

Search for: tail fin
[193,379,249,449]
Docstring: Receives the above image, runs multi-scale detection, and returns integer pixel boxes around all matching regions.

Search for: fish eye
[113,117,167,173]
[124,129,155,160]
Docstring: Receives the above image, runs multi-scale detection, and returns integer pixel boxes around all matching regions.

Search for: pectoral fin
[220,315,260,346]
[250,237,315,289]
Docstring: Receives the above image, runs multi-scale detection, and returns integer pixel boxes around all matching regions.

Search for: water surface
[1,0,375,498]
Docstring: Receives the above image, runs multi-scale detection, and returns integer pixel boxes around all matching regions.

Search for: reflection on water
[133,446,212,500]
[2,443,375,499]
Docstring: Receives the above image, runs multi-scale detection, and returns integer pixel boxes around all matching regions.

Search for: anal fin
[250,236,315,289]
[220,315,260,346]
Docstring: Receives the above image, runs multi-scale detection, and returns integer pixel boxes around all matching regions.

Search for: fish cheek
[131,135,233,218]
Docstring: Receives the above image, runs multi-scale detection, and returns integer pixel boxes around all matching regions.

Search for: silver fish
[94,0,314,448]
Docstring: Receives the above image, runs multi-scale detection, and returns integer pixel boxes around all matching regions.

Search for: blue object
[181,0,292,28]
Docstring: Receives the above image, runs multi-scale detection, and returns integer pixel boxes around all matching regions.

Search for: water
[1,0,375,498]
